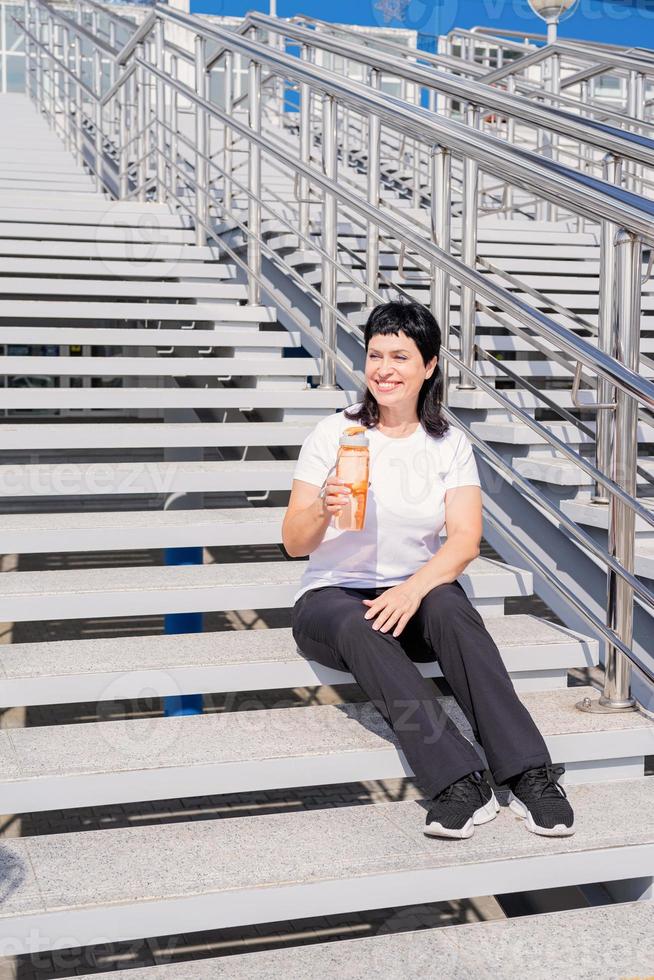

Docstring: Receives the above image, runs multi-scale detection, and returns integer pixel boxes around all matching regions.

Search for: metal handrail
[247,12,654,171]
[140,54,654,411]
[481,39,654,86]
[21,1,654,707]
[453,26,654,75]
[155,5,654,244]
[295,14,654,135]
[470,26,653,55]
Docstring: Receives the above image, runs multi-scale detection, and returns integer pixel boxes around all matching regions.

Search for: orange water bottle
[335,425,370,531]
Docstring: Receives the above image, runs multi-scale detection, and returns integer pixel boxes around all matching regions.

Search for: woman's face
[365,330,437,407]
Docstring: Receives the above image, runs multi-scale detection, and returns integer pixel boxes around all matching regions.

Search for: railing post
[118,77,128,199]
[366,67,381,305]
[60,25,71,152]
[581,229,641,714]
[170,53,178,200]
[25,0,35,103]
[505,75,515,215]
[136,43,147,202]
[47,13,55,126]
[247,58,262,304]
[431,145,451,403]
[72,33,83,165]
[319,93,338,389]
[92,26,102,192]
[194,34,208,244]
[223,50,233,212]
[592,153,622,505]
[458,104,479,389]
[155,16,166,204]
[298,43,313,243]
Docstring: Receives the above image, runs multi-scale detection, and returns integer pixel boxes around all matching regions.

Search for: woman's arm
[281,481,331,558]
[408,485,482,600]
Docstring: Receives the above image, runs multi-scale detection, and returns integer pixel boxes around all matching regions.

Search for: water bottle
[334,425,370,531]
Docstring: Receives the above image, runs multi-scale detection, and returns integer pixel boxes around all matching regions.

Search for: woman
[282,300,574,840]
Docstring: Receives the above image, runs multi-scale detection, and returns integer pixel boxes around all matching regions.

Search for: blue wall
[189,0,654,48]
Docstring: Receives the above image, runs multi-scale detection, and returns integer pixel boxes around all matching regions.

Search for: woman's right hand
[319,475,352,517]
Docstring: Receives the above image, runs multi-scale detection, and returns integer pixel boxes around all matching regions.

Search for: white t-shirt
[291,402,481,602]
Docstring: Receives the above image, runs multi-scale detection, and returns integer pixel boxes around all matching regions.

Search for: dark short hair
[343,299,449,438]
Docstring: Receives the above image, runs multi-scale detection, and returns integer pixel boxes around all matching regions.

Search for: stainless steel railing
[16,0,654,710]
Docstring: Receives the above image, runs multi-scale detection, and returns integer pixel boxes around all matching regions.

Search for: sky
[189,0,654,47]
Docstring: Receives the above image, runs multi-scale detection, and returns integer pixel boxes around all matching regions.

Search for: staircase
[1,26,654,980]
[217,79,654,688]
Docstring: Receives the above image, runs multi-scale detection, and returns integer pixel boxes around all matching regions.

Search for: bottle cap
[339,424,370,447]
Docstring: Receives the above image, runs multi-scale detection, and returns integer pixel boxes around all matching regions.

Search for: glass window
[7,53,25,92]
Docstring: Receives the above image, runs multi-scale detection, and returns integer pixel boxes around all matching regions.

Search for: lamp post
[527,0,579,44]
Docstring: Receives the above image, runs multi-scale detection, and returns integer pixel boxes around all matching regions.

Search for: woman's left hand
[362,581,423,638]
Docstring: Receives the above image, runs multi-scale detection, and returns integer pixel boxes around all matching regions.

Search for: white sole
[424,791,500,839]
[508,793,575,837]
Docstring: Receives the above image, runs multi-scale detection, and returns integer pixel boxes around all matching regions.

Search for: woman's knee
[419,581,478,631]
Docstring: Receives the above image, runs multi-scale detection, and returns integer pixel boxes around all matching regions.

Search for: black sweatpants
[291,580,553,800]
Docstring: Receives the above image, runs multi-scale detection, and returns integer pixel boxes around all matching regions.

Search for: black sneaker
[508,763,575,837]
[424,771,499,839]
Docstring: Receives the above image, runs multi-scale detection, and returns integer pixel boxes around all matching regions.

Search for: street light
[527,0,579,44]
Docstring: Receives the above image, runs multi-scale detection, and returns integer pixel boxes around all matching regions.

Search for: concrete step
[0,300,276,322]
[2,778,652,955]
[0,241,219,260]
[3,685,646,814]
[469,419,654,446]
[0,458,299,498]
[0,257,237,277]
[0,278,248,300]
[0,556,532,622]
[71,902,654,980]
[0,387,357,411]
[0,615,597,707]
[560,495,654,535]
[0,326,301,347]
[0,422,312,453]
[0,504,291,552]
[470,359,654,380]
[513,453,654,488]
[446,388,614,412]
[0,207,185,228]
[0,355,318,377]
[0,222,195,244]
[0,192,175,214]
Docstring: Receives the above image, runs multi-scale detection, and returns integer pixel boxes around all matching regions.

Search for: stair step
[514,454,654,488]
[0,241,219,260]
[3,686,645,813]
[0,458,299,498]
[0,278,248,300]
[72,902,654,980]
[0,422,313,453]
[0,505,290,552]
[0,615,597,706]
[469,420,654,445]
[0,387,357,410]
[0,557,532,622]
[0,355,318,377]
[0,300,276,322]
[0,257,237,277]
[0,193,175,214]
[472,359,654,380]
[446,388,612,411]
[561,496,654,534]
[0,207,186,228]
[0,326,300,347]
[2,779,652,955]
[0,222,195,244]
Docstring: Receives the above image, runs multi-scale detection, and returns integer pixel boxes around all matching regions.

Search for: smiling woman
[282,300,574,842]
